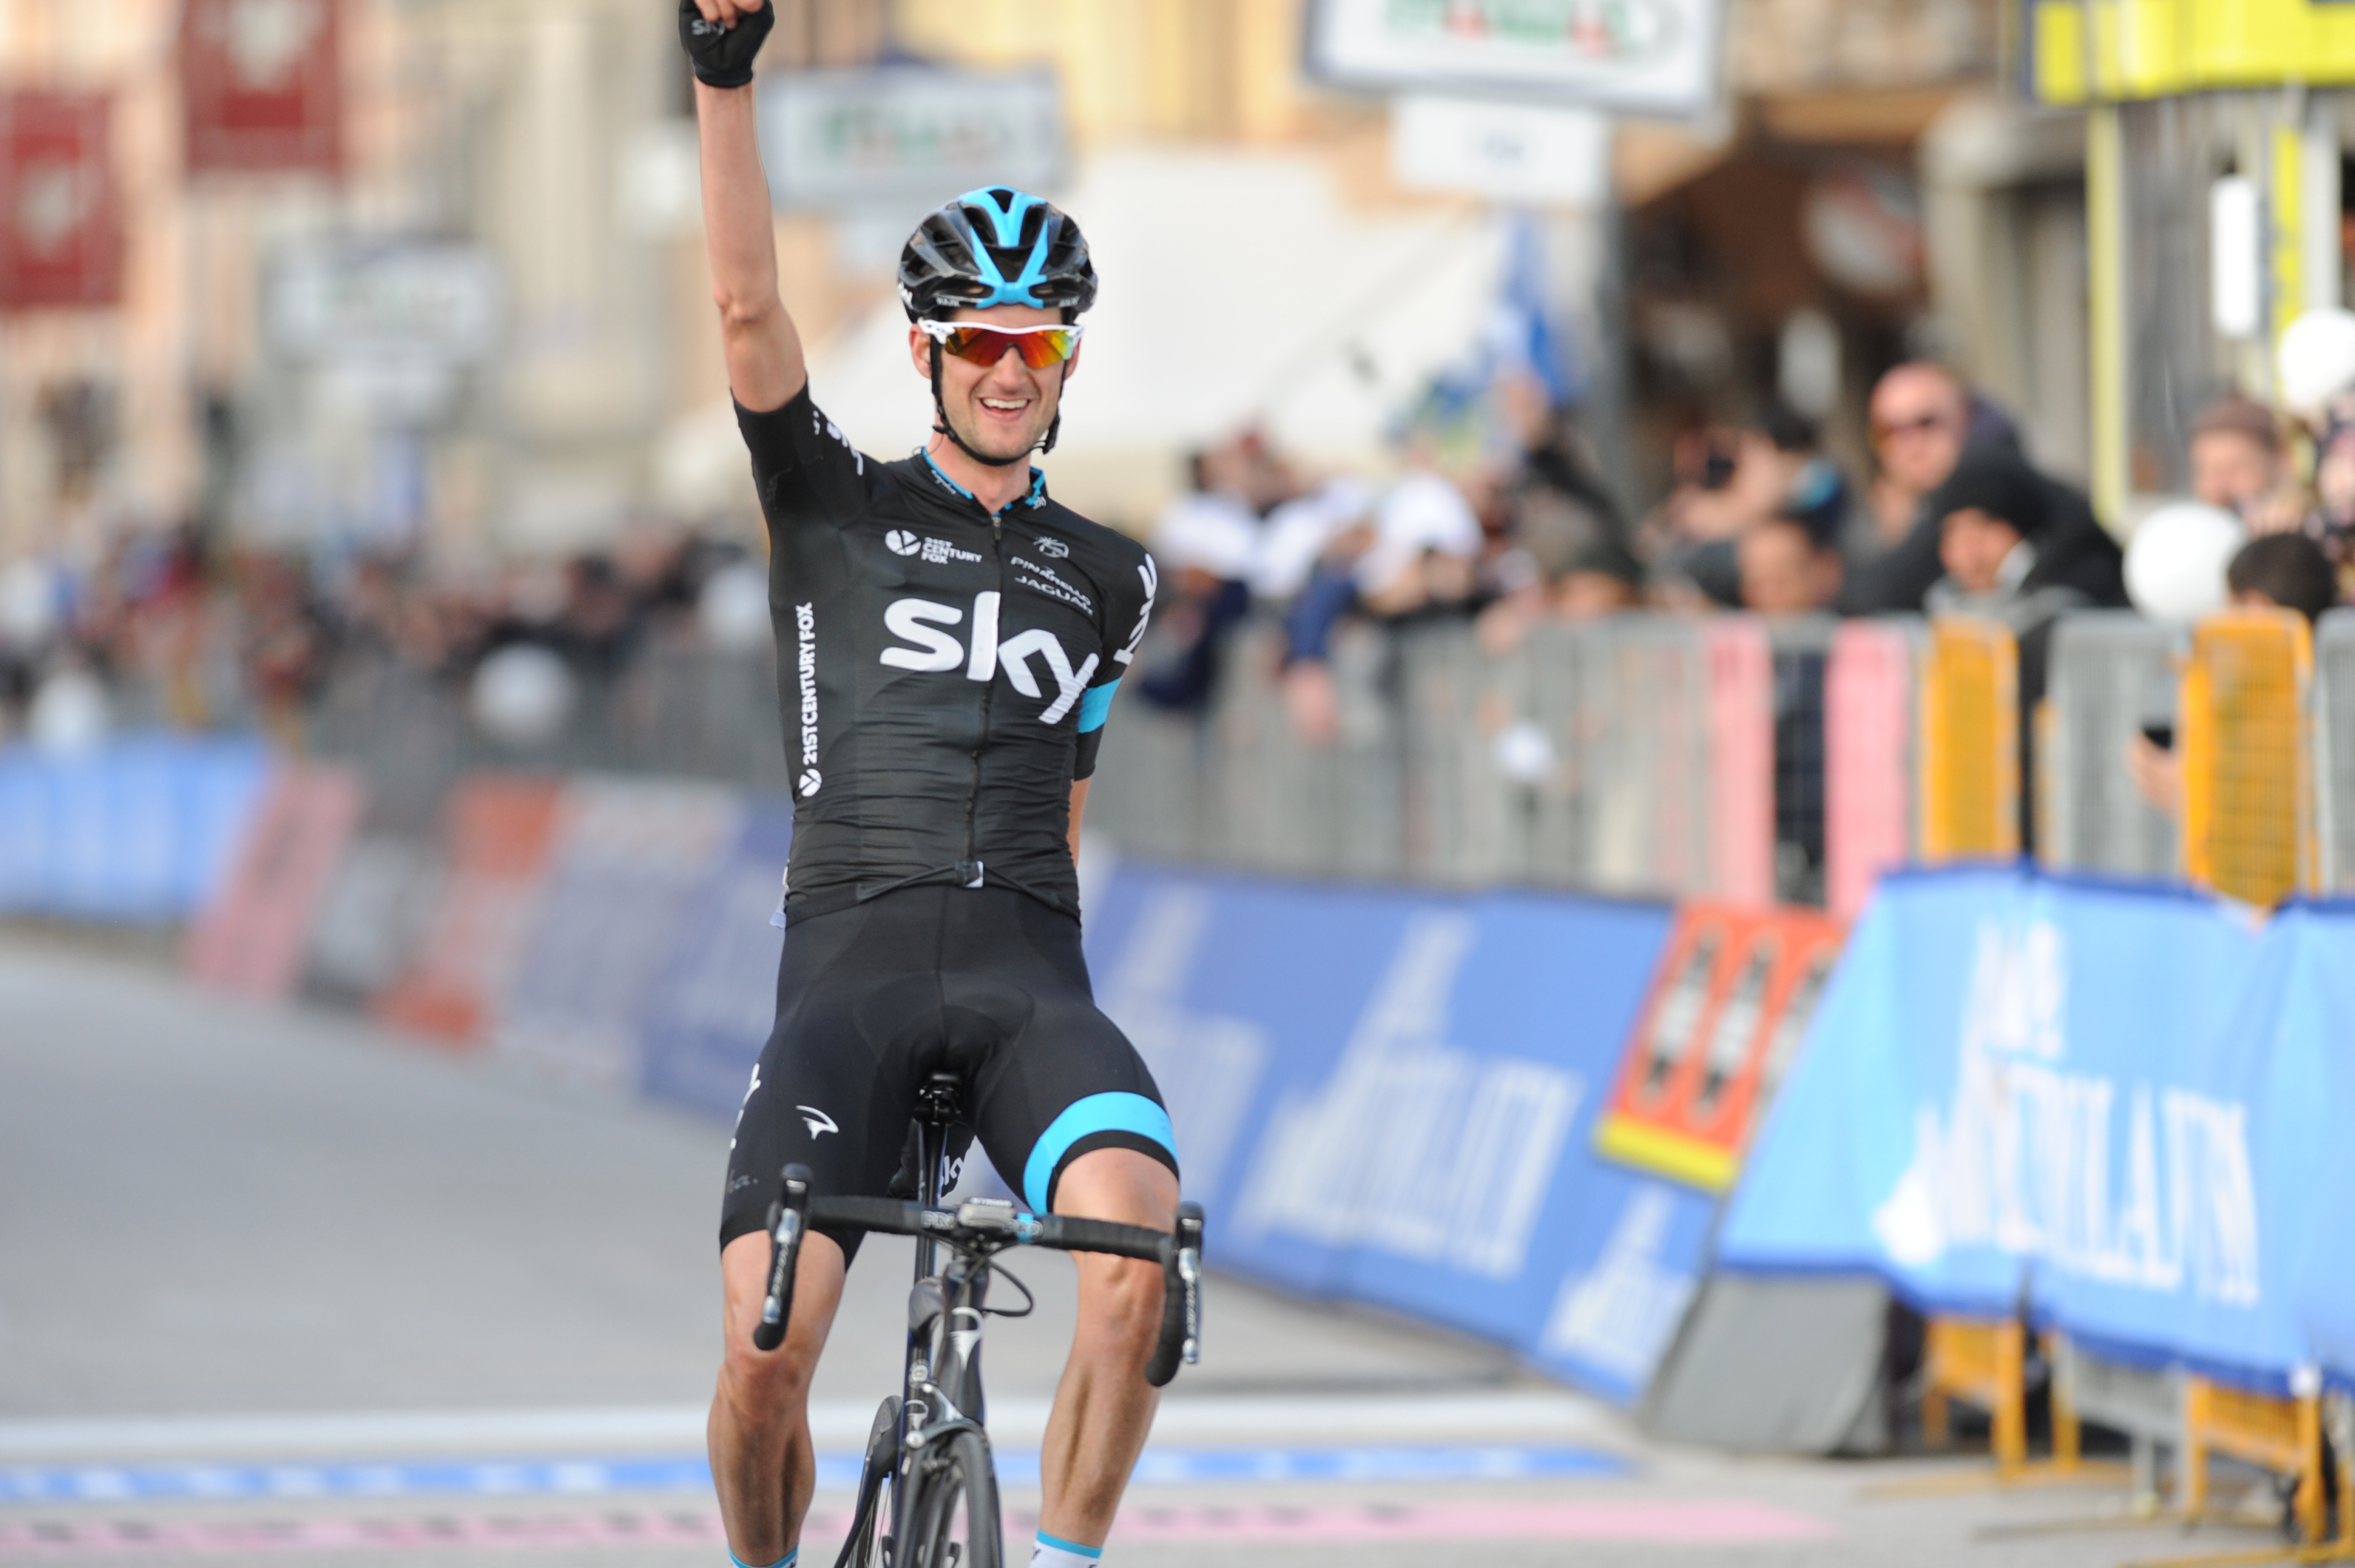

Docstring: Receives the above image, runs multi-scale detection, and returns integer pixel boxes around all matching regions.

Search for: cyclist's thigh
[942,890,1181,1215]
[720,896,943,1264]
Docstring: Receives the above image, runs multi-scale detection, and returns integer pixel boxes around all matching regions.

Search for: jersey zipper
[959,507,1004,886]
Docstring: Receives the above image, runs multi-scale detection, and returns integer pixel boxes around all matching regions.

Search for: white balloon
[2277,307,2355,415]
[0,560,58,649]
[470,642,578,748]
[29,666,109,754]
[697,561,772,654]
[2125,501,2246,624]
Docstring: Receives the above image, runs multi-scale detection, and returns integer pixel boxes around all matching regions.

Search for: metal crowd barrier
[287,606,2355,912]
[2182,609,2311,907]
[2316,609,2355,894]
[1090,613,1821,905]
[2040,612,2178,881]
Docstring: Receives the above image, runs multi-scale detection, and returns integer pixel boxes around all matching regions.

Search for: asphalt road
[0,934,2295,1567]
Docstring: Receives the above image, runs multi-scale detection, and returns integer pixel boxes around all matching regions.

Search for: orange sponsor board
[371,776,564,1044]
[1593,902,1845,1192]
[184,764,365,998]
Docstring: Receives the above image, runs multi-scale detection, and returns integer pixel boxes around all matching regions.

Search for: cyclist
[680,7,1182,1568]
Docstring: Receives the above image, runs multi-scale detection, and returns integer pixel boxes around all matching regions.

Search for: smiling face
[908,303,1078,464]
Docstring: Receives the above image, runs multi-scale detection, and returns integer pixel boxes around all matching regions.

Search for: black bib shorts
[719,884,1178,1265]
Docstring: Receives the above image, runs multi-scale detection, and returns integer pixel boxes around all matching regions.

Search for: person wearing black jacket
[1919,447,2129,851]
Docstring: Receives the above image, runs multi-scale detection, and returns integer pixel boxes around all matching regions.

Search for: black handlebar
[751,1176,1203,1382]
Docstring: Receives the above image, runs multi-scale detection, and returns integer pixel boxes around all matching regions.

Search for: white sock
[1031,1531,1103,1568]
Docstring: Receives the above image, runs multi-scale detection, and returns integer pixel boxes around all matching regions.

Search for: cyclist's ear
[907,324,932,381]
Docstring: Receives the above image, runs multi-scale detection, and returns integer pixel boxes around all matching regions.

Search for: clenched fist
[680,0,774,89]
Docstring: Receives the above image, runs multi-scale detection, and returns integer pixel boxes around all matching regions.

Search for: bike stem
[891,1072,967,1555]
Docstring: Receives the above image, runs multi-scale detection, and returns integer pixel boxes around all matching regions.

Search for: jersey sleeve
[1073,547,1157,781]
[736,385,874,536]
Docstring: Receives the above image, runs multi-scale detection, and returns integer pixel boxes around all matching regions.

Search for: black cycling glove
[679,0,773,89]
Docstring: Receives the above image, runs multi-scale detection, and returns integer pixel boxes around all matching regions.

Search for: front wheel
[905,1427,1001,1568]
[837,1395,899,1568]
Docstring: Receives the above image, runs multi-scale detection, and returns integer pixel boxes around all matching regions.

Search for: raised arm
[684,1,803,413]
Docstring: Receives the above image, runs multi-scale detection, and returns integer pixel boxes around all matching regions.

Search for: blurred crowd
[7,337,2354,774]
[0,521,770,751]
[1138,354,2353,752]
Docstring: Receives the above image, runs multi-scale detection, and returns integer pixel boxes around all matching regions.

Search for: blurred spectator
[1137,439,1283,712]
[1927,448,2126,617]
[1846,363,2101,615]
[1638,425,1775,606]
[1925,447,2127,850]
[1283,466,1484,743]
[2227,531,2342,623]
[1739,513,1843,615]
[2189,395,2308,535]
[1861,362,1971,555]
[2126,530,2342,817]
[1648,405,1856,611]
[1253,477,1375,604]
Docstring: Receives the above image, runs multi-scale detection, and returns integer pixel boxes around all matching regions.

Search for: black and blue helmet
[899,187,1097,321]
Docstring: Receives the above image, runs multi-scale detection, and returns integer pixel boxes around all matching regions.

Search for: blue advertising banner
[1719,866,2325,1388]
[638,800,792,1121]
[2252,902,2355,1391]
[1085,863,1697,1405]
[496,777,745,1088]
[0,734,270,920]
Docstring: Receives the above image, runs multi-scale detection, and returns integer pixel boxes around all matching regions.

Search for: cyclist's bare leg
[712,1229,847,1565]
[1036,1146,1182,1548]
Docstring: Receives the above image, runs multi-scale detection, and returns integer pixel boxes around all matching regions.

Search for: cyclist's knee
[1075,1251,1166,1345]
[722,1318,820,1406]
[717,1229,843,1408]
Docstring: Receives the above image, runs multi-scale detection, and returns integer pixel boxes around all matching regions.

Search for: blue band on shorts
[1023,1092,1175,1212]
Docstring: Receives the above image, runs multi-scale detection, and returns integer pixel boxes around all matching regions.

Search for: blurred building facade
[1,0,2346,566]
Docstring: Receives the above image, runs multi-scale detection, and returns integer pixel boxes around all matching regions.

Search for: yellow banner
[2032,0,2355,102]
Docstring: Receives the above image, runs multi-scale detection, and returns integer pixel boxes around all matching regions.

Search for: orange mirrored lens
[935,325,1079,369]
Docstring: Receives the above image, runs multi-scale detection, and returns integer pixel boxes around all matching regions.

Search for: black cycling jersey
[741,386,1156,921]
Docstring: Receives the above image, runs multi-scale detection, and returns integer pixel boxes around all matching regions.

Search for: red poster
[185,766,367,998]
[0,93,122,311]
[1592,902,1848,1192]
[373,776,566,1045]
[181,0,343,173]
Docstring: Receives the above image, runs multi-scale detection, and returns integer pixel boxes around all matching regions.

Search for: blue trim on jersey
[919,450,1045,518]
[1023,1093,1175,1213]
[1035,1532,1103,1560]
[1075,680,1120,734]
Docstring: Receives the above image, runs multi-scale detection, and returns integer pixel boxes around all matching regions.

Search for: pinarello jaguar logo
[885,529,921,556]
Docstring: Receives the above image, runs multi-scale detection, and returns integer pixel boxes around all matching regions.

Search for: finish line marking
[0,1393,1611,1461]
[0,1499,1833,1555]
[0,1444,1626,1505]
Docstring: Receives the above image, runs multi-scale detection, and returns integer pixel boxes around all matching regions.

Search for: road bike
[754,1071,1204,1568]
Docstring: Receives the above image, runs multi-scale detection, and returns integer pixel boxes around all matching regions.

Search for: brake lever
[754,1163,812,1353]
[1175,1201,1203,1366]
